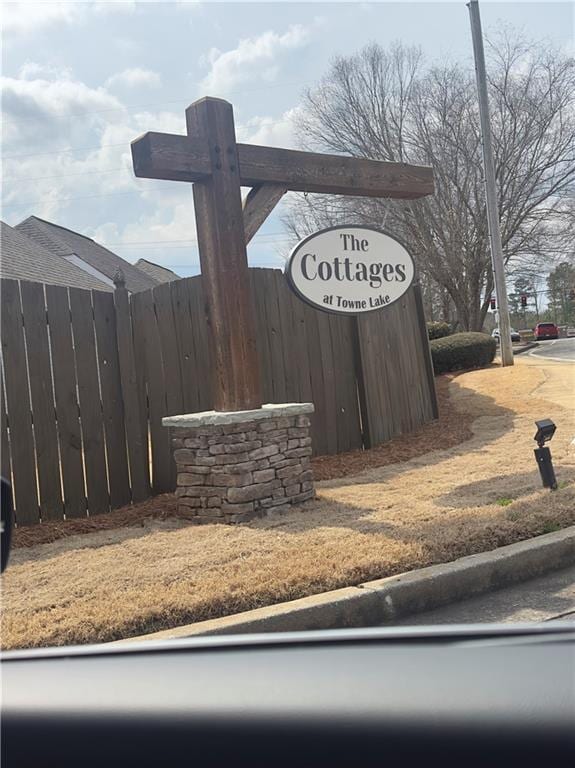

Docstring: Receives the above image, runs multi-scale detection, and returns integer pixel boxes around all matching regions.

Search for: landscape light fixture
[533,419,558,490]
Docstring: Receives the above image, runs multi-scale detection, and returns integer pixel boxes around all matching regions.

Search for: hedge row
[430,332,497,374]
[427,321,452,340]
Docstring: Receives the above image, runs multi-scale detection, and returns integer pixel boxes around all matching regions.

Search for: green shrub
[430,332,496,374]
[427,321,452,340]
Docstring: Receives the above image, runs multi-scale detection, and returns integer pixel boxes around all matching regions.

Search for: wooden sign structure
[131,97,433,413]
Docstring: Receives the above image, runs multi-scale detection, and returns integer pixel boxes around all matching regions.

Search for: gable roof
[135,258,179,284]
[15,216,158,294]
[0,221,112,292]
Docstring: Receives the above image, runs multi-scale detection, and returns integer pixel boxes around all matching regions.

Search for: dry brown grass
[2,359,574,650]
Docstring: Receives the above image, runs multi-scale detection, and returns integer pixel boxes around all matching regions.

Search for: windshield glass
[1,1,574,653]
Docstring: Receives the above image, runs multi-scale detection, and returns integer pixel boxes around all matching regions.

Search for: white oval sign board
[285,226,415,315]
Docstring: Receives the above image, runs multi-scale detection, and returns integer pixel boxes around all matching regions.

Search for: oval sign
[285,225,415,315]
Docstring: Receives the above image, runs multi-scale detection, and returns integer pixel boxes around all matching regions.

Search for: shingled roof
[134,258,179,284]
[15,216,158,294]
[0,221,112,292]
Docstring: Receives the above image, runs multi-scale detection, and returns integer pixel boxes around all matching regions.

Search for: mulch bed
[13,375,472,550]
[12,495,180,550]
[312,375,473,480]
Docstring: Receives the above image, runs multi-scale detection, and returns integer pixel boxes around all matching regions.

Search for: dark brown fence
[1,278,150,525]
[0,269,437,525]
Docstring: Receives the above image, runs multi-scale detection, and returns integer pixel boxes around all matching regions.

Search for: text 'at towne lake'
[285,226,415,315]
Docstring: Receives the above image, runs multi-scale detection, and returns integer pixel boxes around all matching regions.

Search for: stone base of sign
[163,403,315,524]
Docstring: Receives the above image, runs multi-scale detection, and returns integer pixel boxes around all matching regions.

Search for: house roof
[134,258,179,284]
[0,221,112,292]
[15,216,158,293]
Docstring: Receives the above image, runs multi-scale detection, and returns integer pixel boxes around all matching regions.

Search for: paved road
[393,564,575,625]
[528,337,575,362]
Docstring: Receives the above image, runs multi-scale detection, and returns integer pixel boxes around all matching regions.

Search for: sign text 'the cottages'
[286,226,415,315]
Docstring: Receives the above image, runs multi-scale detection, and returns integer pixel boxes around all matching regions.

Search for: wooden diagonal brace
[242,184,287,244]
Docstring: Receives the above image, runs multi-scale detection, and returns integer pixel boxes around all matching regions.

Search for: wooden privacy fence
[0,269,437,525]
[1,278,150,526]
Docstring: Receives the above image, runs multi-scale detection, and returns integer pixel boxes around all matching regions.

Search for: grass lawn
[2,358,574,649]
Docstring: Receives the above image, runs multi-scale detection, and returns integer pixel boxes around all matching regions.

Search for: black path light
[533,419,558,490]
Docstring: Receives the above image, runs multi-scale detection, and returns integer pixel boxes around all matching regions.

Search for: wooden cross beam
[132,130,434,199]
[131,97,434,413]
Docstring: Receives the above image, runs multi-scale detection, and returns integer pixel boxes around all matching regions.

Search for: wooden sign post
[131,96,434,413]
[132,96,434,524]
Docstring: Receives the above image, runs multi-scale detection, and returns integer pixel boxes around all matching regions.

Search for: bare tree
[283,36,575,330]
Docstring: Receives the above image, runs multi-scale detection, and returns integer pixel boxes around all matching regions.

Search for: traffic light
[490,296,496,310]
[570,288,575,301]
[520,294,528,308]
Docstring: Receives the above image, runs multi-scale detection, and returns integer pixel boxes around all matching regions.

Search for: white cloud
[89,196,201,275]
[237,107,302,149]
[1,72,122,146]
[105,67,162,90]
[1,67,186,226]
[176,1,202,10]
[92,1,135,18]
[112,36,141,54]
[199,24,311,95]
[3,2,83,32]
[18,61,73,81]
[3,1,135,33]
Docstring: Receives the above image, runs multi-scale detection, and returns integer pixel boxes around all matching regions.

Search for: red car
[534,322,559,340]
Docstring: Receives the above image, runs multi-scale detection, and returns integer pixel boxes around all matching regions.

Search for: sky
[2,0,574,276]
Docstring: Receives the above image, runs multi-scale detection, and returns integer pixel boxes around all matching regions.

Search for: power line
[2,80,310,124]
[2,115,293,164]
[2,141,127,160]
[158,263,285,269]
[2,188,168,208]
[102,232,287,244]
[4,167,127,183]
[102,232,291,247]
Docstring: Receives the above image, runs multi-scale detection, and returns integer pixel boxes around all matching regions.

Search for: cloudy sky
[2,1,573,276]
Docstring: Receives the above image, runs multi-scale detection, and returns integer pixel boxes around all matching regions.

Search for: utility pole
[468,0,514,366]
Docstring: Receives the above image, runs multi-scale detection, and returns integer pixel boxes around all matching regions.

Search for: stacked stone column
[164,403,315,524]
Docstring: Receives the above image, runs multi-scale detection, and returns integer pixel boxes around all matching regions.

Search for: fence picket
[128,288,150,478]
[264,270,288,403]
[93,290,131,509]
[187,277,213,411]
[69,287,109,515]
[251,269,274,403]
[317,311,338,455]
[302,300,327,456]
[0,279,39,524]
[275,271,299,401]
[154,282,184,416]
[171,278,200,413]
[1,373,9,482]
[114,284,150,504]
[132,290,172,494]
[19,281,63,520]
[45,284,87,518]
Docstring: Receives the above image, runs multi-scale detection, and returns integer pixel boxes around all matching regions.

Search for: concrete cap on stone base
[162,402,315,428]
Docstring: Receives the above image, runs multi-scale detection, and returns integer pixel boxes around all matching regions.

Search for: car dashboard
[2,624,574,767]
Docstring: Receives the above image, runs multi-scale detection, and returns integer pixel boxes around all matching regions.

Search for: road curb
[513,342,539,355]
[115,527,575,644]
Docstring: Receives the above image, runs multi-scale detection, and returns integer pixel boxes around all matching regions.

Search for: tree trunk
[441,289,451,325]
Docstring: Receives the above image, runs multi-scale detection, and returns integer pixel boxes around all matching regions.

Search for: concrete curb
[513,342,539,355]
[115,527,575,644]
